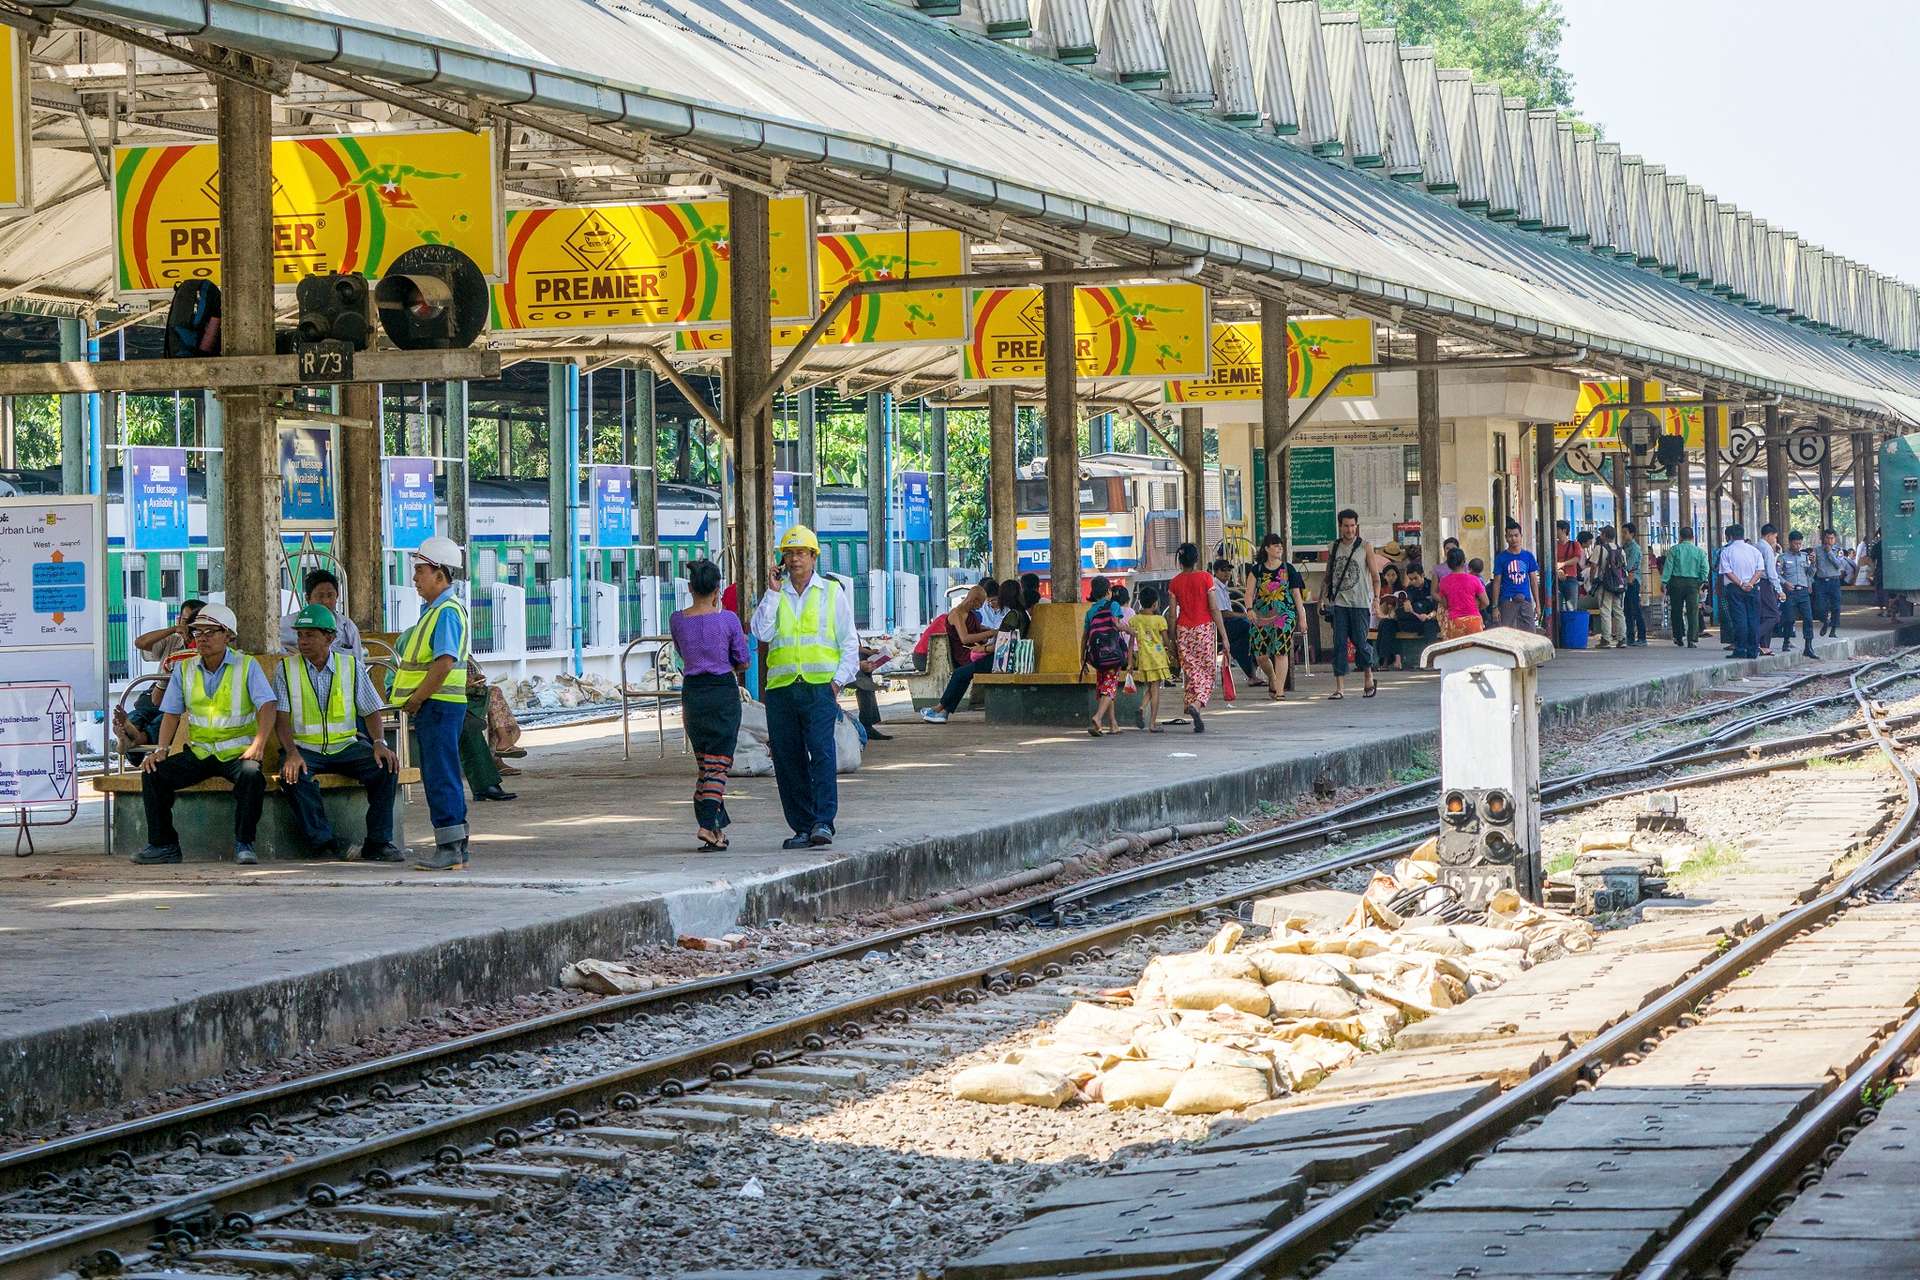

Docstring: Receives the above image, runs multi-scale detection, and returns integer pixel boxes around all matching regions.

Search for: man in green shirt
[1661,526,1710,648]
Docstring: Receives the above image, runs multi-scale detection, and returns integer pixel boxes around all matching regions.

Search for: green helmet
[292,603,338,633]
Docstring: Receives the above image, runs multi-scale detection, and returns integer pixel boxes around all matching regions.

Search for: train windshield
[1016,478,1115,515]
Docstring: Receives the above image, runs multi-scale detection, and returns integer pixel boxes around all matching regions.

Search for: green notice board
[1290,447,1336,547]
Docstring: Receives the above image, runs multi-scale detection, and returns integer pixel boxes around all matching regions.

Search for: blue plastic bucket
[1560,608,1590,649]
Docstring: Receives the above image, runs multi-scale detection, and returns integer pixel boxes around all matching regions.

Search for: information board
[1289,448,1337,548]
[592,466,633,548]
[385,457,436,551]
[279,423,338,530]
[126,446,190,551]
[0,683,76,807]
[0,496,106,711]
[900,471,932,542]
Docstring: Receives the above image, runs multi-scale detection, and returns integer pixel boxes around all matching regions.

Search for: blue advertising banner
[125,446,189,551]
[773,471,799,538]
[592,465,632,548]
[385,457,436,551]
[901,470,932,542]
[278,423,337,530]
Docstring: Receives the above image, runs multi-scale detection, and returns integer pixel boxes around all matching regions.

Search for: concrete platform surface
[0,611,1909,1125]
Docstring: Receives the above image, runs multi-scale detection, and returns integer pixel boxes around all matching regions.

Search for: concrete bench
[968,602,1146,726]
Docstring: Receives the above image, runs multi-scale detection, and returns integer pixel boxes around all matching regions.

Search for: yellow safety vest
[291,653,360,754]
[182,653,262,761]
[765,577,841,690]
[392,596,469,704]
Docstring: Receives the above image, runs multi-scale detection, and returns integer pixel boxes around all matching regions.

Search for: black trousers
[1223,614,1256,679]
[141,750,265,847]
[283,740,399,852]
[1779,587,1815,649]
[939,656,994,712]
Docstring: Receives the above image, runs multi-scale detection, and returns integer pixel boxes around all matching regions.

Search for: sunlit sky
[1560,0,1919,285]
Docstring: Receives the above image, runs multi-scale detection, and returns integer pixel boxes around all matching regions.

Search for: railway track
[4,650,1920,1278]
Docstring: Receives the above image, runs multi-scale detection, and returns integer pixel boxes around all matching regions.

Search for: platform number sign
[1720,421,1764,468]
[1785,426,1828,468]
[1564,441,1606,477]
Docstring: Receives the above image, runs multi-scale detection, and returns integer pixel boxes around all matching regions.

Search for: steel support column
[1704,403,1723,552]
[1261,297,1289,543]
[1044,261,1080,602]
[446,380,469,553]
[546,365,569,589]
[1765,403,1789,532]
[865,392,887,607]
[1626,378,1647,537]
[930,404,949,572]
[1854,431,1873,539]
[57,318,83,495]
[633,368,658,579]
[1534,419,1554,624]
[337,382,382,634]
[989,384,1016,580]
[214,73,280,652]
[1416,331,1442,568]
[1817,415,1834,530]
[725,185,776,625]
[796,387,817,530]
[1181,407,1205,550]
[203,391,225,593]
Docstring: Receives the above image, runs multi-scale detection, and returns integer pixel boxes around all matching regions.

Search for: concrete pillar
[1180,407,1205,549]
[1703,403,1723,550]
[214,74,280,652]
[796,387,818,529]
[202,391,226,592]
[1674,446,1692,537]
[546,366,569,568]
[989,384,1016,580]
[865,391,887,588]
[446,380,470,554]
[497,412,511,478]
[1626,378,1648,538]
[1260,298,1290,543]
[1853,431,1873,539]
[337,383,382,634]
[1533,420,1554,619]
[727,185,775,622]
[57,318,83,494]
[1044,262,1080,602]
[0,396,13,468]
[633,368,659,578]
[1415,330,1442,568]
[930,404,949,570]
[1816,415,1834,530]
[1764,402,1789,533]
[1862,432,1880,541]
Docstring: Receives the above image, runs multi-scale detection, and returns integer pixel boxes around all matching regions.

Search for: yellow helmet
[778,525,820,554]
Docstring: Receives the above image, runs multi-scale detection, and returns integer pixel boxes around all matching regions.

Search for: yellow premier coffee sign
[1553,380,1718,450]
[0,26,28,212]
[493,198,814,332]
[672,227,967,352]
[1164,319,1375,402]
[963,283,1210,381]
[112,128,499,294]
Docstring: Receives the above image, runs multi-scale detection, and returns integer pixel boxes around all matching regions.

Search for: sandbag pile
[950,850,1595,1115]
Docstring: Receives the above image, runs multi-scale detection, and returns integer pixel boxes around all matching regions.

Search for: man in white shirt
[1717,524,1766,660]
[277,568,367,659]
[751,526,861,850]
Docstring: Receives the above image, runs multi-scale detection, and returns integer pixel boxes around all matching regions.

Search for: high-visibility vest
[290,653,360,754]
[765,577,841,690]
[182,653,262,761]
[391,596,469,704]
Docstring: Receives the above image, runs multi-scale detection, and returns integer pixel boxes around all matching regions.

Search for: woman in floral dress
[1244,533,1301,700]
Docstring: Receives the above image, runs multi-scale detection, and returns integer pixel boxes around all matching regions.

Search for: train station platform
[1,608,1912,1130]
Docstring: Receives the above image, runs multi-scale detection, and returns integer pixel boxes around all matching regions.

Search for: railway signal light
[162,280,221,357]
[293,272,373,350]
[374,244,489,351]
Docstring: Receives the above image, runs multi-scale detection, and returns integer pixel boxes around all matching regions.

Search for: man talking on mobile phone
[750,526,860,850]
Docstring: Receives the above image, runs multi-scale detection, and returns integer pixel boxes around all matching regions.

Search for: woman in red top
[1164,542,1229,733]
[1435,546,1489,639]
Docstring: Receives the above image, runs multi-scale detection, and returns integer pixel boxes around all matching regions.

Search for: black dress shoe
[865,728,893,740]
[360,842,406,863]
[479,785,517,801]
[808,825,834,847]
[781,834,812,850]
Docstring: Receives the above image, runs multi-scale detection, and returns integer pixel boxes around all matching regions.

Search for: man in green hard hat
[271,603,404,862]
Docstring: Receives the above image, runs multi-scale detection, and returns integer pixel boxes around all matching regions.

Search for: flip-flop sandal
[1363,685,1379,698]
[1087,724,1103,737]
[1148,726,1164,734]
[1327,692,1344,700]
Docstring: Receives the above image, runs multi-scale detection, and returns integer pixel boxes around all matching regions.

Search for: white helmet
[190,602,239,634]
[412,535,465,572]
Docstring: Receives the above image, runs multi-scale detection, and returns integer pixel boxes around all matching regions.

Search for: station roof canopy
[16,0,1920,427]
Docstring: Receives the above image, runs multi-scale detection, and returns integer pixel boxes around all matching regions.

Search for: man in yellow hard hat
[391,535,471,871]
[750,525,859,849]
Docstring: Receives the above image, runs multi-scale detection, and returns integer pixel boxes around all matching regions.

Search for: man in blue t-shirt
[1492,521,1541,632]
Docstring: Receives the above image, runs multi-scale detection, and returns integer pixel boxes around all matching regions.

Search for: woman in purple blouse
[669,560,750,850]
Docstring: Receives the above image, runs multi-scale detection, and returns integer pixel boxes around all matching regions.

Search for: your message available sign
[1164,318,1376,403]
[674,227,968,353]
[962,284,1210,382]
[492,198,814,332]
[112,128,500,295]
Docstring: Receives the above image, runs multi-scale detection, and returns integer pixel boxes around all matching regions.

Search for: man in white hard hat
[133,601,279,866]
[391,535,472,871]
[751,525,859,849]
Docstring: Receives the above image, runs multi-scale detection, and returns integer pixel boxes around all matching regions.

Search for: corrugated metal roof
[44,0,1920,421]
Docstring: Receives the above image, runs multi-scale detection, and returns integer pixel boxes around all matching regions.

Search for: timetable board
[0,495,106,711]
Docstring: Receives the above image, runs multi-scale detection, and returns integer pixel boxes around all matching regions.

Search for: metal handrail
[620,633,684,760]
[108,673,171,777]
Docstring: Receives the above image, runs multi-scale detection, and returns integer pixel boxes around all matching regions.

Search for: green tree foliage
[1330,0,1577,115]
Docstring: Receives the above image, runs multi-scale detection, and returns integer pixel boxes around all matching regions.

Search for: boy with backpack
[1591,526,1628,649]
[1082,576,1129,736]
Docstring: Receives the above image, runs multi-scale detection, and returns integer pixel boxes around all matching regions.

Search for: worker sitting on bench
[273,603,405,863]
[134,602,277,867]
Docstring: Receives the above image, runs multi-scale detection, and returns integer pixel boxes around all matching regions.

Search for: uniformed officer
[750,525,859,849]
[271,603,404,862]
[134,602,278,866]
[391,536,472,871]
